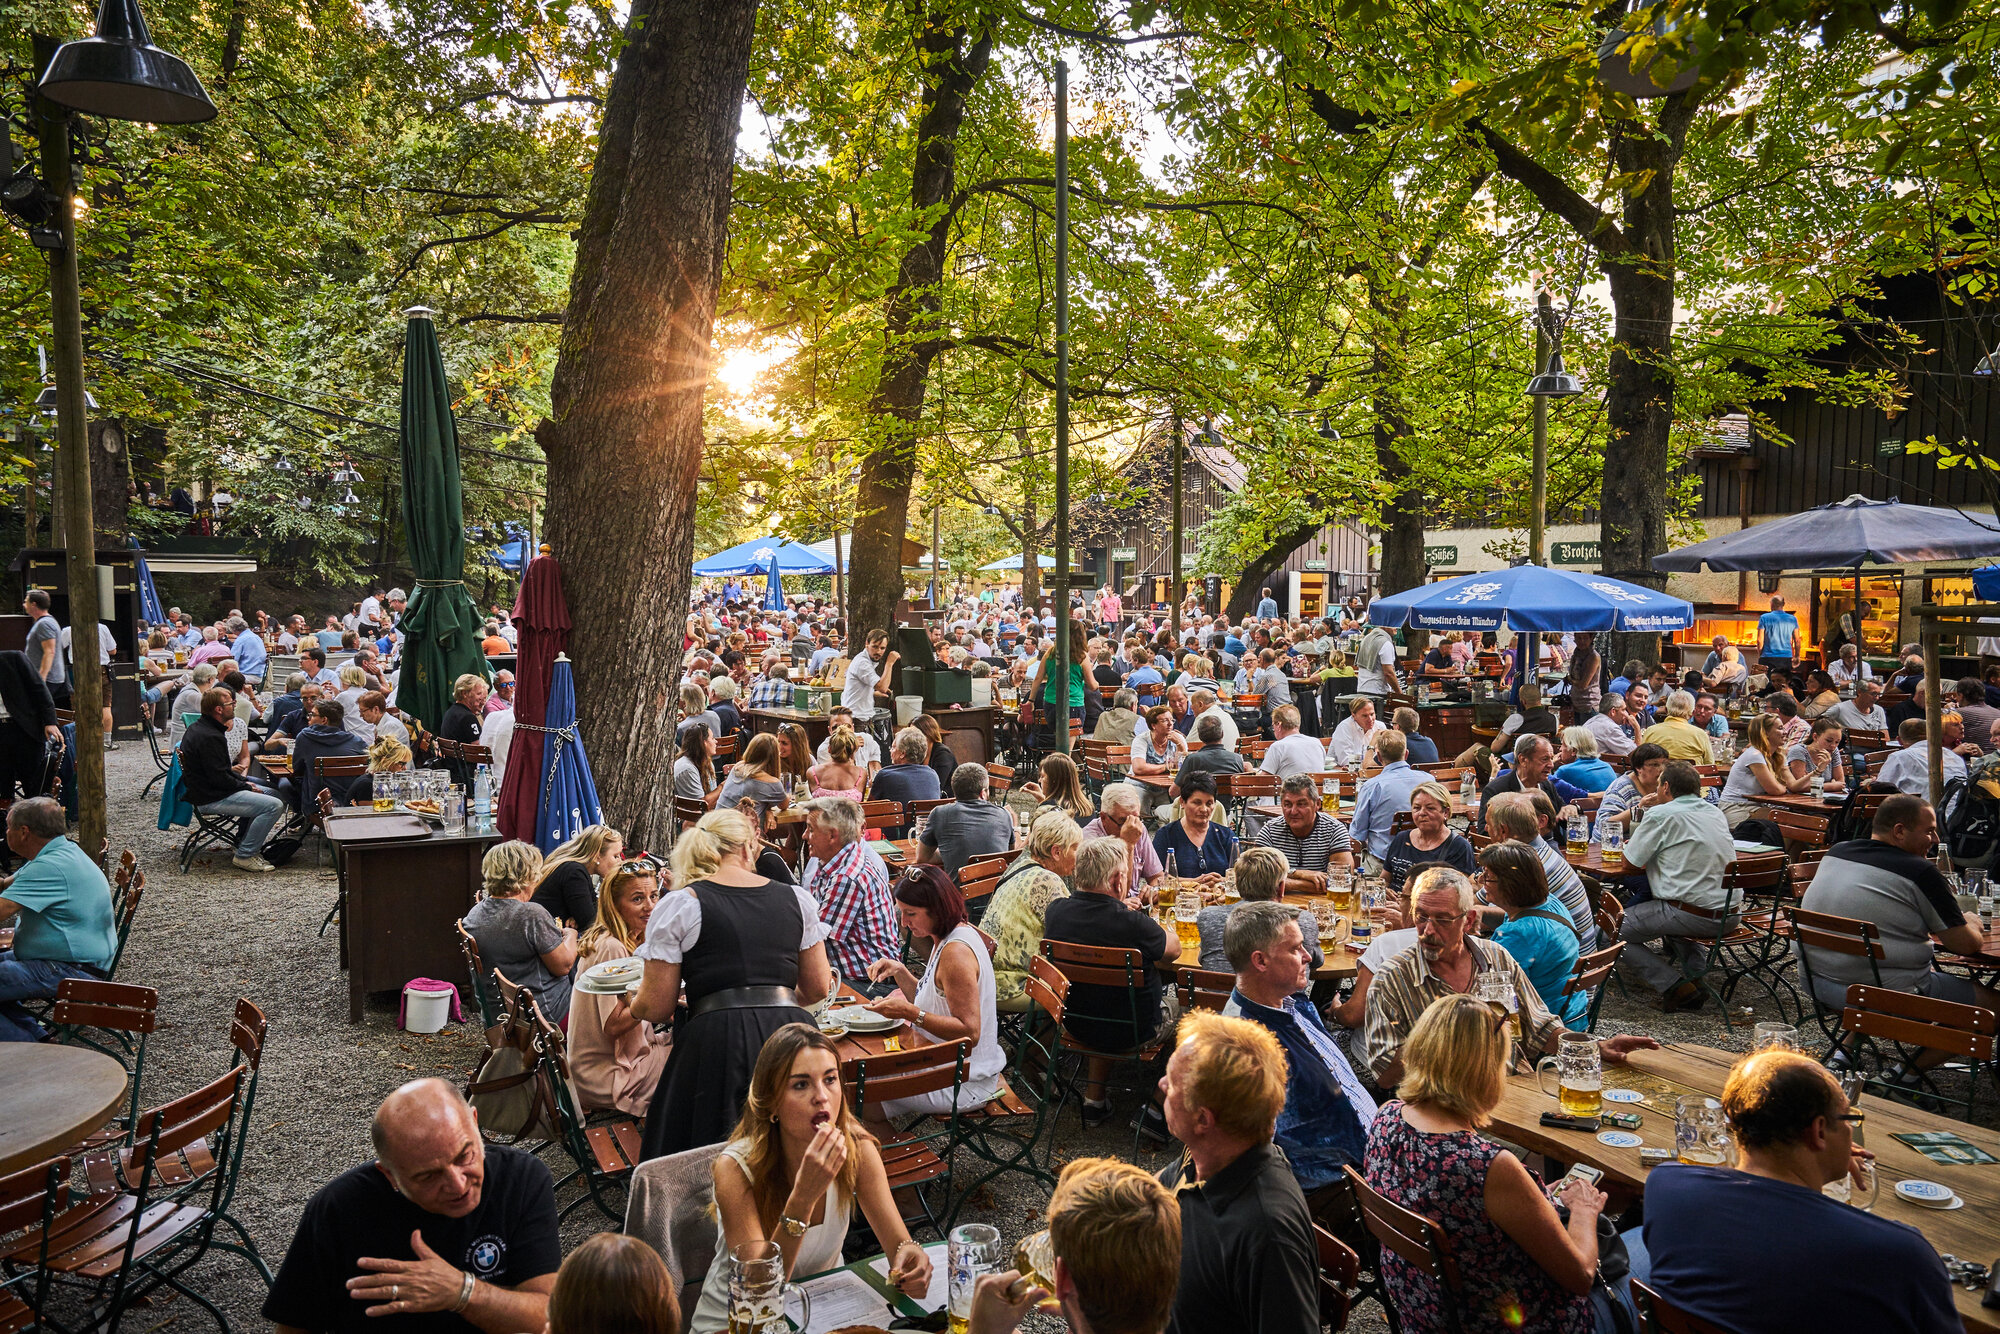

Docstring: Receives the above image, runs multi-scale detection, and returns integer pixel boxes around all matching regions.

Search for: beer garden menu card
[1890,1131,2000,1167]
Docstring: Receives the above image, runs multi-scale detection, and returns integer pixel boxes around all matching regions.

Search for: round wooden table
[0,1044,128,1176]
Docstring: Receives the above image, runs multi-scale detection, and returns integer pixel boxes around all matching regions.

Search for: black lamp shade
[1526,352,1587,398]
[37,0,218,124]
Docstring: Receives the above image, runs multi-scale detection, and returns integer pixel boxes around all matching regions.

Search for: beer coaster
[1603,1089,1643,1103]
[1596,1130,1643,1148]
[1894,1180,1959,1209]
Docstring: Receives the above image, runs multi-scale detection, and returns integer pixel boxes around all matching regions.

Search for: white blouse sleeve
[637,889,703,964]
[794,886,829,950]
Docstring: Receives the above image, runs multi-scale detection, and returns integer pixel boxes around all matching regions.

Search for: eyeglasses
[1412,912,1467,928]
[618,853,665,874]
[1834,1112,1866,1126]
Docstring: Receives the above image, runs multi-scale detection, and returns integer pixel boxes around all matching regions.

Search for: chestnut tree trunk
[536,0,760,846]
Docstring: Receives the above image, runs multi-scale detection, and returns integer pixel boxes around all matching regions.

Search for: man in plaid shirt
[745,654,794,711]
[800,796,898,979]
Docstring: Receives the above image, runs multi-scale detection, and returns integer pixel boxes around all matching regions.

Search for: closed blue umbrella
[535,653,602,853]
[130,540,166,627]
[762,549,786,612]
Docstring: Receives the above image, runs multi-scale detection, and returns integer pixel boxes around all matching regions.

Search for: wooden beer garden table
[1490,1041,2000,1333]
[0,1045,127,1177]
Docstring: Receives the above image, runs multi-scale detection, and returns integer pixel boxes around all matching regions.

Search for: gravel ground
[95,744,1992,1333]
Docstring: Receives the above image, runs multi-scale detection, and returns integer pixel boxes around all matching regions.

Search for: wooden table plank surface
[1490,1041,2000,1333]
[0,1045,128,1177]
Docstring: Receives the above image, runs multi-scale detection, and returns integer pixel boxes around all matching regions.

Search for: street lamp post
[1522,289,1585,708]
[14,4,215,858]
[1051,59,1071,756]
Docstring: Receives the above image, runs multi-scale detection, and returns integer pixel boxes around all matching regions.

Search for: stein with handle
[1536,1032,1603,1118]
[1675,1096,1731,1165]
[949,1223,1006,1334]
[727,1240,807,1334]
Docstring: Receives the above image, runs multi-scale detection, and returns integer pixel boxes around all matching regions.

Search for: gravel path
[94,744,1992,1333]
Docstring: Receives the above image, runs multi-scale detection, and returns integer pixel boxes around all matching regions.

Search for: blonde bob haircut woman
[669,808,760,888]
[480,840,545,899]
[365,735,411,772]
[1396,993,1509,1128]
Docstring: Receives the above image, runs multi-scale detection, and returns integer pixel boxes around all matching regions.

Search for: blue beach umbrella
[762,549,786,612]
[130,540,166,627]
[693,536,836,577]
[1368,565,1695,635]
[535,653,603,853]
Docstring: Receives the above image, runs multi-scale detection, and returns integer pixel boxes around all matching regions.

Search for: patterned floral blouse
[984,864,1070,1008]
[1363,1100,1593,1334]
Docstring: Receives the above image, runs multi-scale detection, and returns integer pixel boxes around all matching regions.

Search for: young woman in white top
[688,1025,931,1333]
[861,867,1005,1123]
[1718,714,1812,825]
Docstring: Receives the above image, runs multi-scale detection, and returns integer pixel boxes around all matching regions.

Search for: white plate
[575,974,640,996]
[1596,1130,1644,1148]
[1603,1088,1644,1103]
[581,958,644,988]
[827,1005,900,1033]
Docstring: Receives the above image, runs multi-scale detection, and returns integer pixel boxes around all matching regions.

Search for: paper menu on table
[783,1268,894,1333]
[867,1242,950,1314]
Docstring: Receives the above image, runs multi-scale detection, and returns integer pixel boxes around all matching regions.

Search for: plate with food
[578,958,645,995]
[826,1005,901,1033]
[402,798,445,823]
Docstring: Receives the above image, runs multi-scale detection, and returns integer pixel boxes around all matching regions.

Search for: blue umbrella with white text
[535,653,602,853]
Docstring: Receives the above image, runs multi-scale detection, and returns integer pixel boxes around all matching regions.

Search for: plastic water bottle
[473,764,493,831]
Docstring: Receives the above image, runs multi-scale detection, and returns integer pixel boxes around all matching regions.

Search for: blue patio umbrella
[130,539,166,627]
[693,537,836,577]
[1368,565,1695,634]
[762,549,787,612]
[535,653,603,853]
[485,526,530,573]
[979,553,1056,571]
[1370,565,1695,707]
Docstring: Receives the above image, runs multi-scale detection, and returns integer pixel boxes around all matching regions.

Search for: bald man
[265,1080,559,1334]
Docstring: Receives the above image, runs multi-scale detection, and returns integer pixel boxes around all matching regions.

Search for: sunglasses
[618,853,665,874]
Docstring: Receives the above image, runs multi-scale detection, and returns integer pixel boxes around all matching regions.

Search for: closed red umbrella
[497,547,570,840]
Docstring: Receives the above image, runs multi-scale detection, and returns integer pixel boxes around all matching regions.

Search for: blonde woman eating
[570,858,671,1117]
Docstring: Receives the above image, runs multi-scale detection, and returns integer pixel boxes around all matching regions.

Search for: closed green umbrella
[395,306,489,734]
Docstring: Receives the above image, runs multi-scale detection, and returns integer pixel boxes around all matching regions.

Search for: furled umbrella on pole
[762,547,786,612]
[497,545,570,842]
[393,306,490,735]
[537,653,603,852]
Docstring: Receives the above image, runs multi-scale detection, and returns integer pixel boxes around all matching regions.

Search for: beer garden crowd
[0,570,1986,1334]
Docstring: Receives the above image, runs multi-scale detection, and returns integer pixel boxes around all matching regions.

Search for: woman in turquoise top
[1477,840,1587,1026]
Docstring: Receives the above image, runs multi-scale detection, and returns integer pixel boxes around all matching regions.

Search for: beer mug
[948,1223,1005,1334]
[1675,1095,1731,1165]
[1822,1155,1878,1210]
[1011,1229,1063,1313]
[1476,970,1523,1042]
[1537,1032,1603,1118]
[1327,868,1356,914]
[726,1241,807,1334]
[1174,890,1202,953]
[1751,1022,1799,1052]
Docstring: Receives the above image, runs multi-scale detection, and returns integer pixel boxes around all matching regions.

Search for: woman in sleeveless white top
[688,1143,849,1333]
[861,869,1006,1119]
[688,1026,932,1334]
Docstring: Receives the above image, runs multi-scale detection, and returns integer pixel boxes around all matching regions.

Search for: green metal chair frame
[842,1039,968,1239]
[522,987,642,1224]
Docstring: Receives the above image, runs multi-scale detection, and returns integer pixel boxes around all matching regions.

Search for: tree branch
[455,312,566,326]
[1468,119,1627,254]
[452,88,603,109]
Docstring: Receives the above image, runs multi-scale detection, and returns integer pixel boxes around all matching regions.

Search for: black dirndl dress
[639,878,813,1161]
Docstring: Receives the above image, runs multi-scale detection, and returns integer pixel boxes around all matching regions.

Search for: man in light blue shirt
[1347,731,1430,862]
[1255,587,1280,620]
[1757,595,1798,668]
[229,615,266,680]
[1621,761,1738,1011]
[0,799,116,1041]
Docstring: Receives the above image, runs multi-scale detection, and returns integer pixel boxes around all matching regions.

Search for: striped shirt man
[1357,936,1563,1086]
[1255,811,1354,871]
[1531,836,1598,950]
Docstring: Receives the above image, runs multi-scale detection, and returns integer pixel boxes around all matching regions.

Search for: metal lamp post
[1519,291,1585,708]
[1051,59,1072,755]
[18,4,215,858]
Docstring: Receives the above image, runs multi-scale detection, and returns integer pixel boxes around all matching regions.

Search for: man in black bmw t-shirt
[265,1080,559,1334]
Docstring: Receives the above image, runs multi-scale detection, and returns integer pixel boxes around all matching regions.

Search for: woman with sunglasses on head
[531,823,626,931]
[571,857,671,1117]
[858,867,1004,1127]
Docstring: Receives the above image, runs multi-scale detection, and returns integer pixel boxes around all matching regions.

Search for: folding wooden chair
[1038,941,1170,1150]
[862,798,906,839]
[1631,1277,1736,1334]
[457,920,500,1029]
[1343,1164,1465,1334]
[140,718,173,798]
[527,999,644,1223]
[1840,984,1998,1118]
[1788,905,1886,1054]
[842,1041,968,1236]
[1175,966,1236,1013]
[0,1156,68,1333]
[1314,1222,1361,1332]
[1559,943,1624,1033]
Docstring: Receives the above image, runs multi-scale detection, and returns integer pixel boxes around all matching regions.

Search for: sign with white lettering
[1552,541,1601,566]
[1424,545,1459,566]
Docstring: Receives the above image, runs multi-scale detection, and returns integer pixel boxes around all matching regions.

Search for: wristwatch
[779,1213,810,1238]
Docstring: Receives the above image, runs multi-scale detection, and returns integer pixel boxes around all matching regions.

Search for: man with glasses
[1081,783,1165,899]
[1357,867,1656,1091]
[1627,1049,1955,1334]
